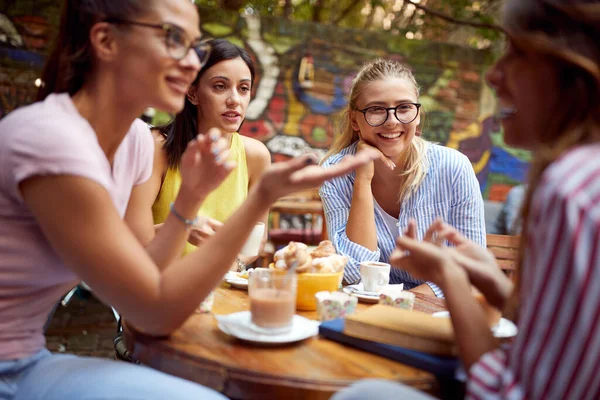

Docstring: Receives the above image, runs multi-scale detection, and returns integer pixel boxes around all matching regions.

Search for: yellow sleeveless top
[152,132,249,255]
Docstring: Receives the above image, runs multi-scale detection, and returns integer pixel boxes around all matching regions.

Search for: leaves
[194,0,502,49]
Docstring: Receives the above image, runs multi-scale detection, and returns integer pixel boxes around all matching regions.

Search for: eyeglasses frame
[104,17,210,63]
[355,102,422,127]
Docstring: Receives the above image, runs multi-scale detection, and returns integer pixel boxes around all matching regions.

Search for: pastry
[310,240,337,258]
[312,254,347,273]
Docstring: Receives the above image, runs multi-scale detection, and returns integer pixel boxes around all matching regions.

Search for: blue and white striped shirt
[319,141,486,298]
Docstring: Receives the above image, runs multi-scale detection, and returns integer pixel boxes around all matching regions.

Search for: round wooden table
[123,286,446,400]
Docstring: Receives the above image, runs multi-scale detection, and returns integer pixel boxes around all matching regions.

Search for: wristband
[169,203,199,229]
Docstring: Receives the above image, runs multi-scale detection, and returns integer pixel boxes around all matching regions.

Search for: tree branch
[333,0,363,25]
[404,0,502,31]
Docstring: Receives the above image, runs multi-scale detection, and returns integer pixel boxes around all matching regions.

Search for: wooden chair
[486,234,520,279]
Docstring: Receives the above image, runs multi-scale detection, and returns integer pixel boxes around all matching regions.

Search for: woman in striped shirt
[320,59,485,297]
[333,0,600,399]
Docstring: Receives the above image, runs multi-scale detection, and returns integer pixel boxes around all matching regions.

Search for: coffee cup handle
[377,273,389,287]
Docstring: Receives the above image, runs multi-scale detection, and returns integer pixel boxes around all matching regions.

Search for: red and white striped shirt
[467,144,600,400]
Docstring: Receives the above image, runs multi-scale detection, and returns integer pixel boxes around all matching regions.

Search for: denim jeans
[0,349,227,400]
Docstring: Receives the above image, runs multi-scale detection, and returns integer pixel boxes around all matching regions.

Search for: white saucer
[224,271,248,290]
[215,311,319,345]
[432,311,518,338]
[343,284,380,303]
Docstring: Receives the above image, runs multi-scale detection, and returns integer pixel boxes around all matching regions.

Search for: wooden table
[123,287,446,400]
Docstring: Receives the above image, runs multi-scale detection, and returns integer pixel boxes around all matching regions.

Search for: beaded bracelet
[169,203,199,229]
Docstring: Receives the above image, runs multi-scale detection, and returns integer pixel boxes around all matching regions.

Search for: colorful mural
[0,3,530,201]
[198,10,530,201]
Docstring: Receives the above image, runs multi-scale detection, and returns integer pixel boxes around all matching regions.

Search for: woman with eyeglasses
[0,1,376,398]
[149,39,270,271]
[320,59,485,297]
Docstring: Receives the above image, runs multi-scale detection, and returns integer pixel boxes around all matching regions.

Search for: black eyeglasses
[355,102,421,127]
[105,17,211,64]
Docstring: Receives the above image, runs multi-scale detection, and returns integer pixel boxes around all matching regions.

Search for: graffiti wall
[197,7,530,201]
[0,3,530,201]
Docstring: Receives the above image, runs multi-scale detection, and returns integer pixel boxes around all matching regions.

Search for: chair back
[486,234,520,278]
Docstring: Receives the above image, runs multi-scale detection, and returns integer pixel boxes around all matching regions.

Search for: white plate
[215,311,319,345]
[432,311,518,339]
[224,271,248,290]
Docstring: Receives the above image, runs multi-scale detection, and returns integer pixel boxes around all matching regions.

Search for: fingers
[389,248,407,267]
[395,234,423,253]
[380,153,396,170]
[205,218,223,231]
[404,218,417,239]
[358,140,395,170]
[435,223,469,247]
[423,218,445,246]
[276,154,320,176]
[288,151,377,185]
[387,157,397,170]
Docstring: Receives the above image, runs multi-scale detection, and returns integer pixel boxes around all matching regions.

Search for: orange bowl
[270,265,343,311]
[295,272,344,311]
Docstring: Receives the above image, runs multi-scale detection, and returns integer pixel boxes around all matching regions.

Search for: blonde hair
[503,0,600,320]
[323,59,429,203]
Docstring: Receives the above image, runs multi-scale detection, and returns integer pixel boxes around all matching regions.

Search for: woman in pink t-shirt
[0,0,377,399]
[333,0,600,399]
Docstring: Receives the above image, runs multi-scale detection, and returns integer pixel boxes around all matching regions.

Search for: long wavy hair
[156,38,255,169]
[37,0,147,101]
[322,59,430,204]
[504,0,600,319]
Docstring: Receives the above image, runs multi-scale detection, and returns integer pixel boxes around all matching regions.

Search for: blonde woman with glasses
[320,59,486,298]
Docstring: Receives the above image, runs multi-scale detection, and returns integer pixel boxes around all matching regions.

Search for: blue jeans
[331,379,436,400]
[0,349,227,400]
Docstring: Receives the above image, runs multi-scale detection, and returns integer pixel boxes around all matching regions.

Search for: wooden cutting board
[344,305,458,356]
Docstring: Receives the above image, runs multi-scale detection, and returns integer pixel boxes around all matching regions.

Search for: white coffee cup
[240,222,265,257]
[359,261,391,292]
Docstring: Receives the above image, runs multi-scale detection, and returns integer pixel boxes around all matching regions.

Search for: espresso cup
[359,261,391,292]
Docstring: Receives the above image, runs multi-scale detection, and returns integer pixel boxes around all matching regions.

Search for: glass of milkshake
[248,269,297,334]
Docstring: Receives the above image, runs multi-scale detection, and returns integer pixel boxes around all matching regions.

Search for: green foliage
[193,0,502,49]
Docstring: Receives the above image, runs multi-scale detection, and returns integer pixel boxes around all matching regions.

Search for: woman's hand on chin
[355,140,395,182]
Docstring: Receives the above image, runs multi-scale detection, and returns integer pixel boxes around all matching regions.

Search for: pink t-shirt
[0,93,154,360]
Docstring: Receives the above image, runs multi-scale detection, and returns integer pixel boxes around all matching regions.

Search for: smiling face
[112,0,203,114]
[486,39,559,150]
[350,77,420,160]
[188,57,253,134]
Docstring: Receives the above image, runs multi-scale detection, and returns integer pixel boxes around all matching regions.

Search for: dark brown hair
[157,38,255,169]
[37,0,147,101]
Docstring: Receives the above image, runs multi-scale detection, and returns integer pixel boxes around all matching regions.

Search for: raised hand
[395,220,513,309]
[256,150,379,203]
[188,217,223,247]
[355,140,395,181]
[390,235,453,284]
[425,219,498,268]
[179,127,236,202]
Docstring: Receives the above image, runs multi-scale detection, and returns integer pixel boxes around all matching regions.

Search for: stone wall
[0,3,530,200]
